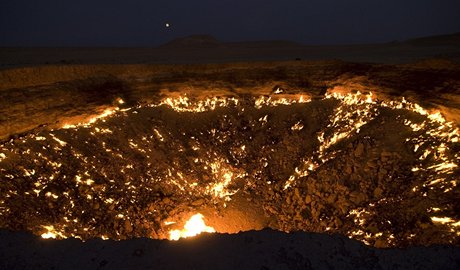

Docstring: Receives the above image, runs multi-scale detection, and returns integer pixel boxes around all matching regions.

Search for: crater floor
[1,92,458,248]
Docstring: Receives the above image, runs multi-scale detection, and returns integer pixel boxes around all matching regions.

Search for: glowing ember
[168,213,215,240]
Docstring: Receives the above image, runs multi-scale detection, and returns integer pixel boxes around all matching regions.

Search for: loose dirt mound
[2,229,460,270]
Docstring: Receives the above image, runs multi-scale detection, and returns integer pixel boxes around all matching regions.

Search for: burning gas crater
[0,91,459,247]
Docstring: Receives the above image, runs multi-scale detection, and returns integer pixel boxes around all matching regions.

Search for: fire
[254,95,310,109]
[159,96,240,112]
[40,225,66,239]
[1,91,459,245]
[62,106,120,129]
[168,213,215,240]
[431,217,460,226]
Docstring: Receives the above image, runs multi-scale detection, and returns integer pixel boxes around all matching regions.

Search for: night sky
[1,0,459,46]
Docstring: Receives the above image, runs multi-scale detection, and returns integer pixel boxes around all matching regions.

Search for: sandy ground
[1,33,460,68]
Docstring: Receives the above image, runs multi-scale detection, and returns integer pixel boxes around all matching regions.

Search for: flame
[291,121,304,131]
[168,213,215,240]
[206,171,236,200]
[159,96,239,112]
[254,95,310,109]
[62,107,119,129]
[40,225,66,239]
[431,216,460,226]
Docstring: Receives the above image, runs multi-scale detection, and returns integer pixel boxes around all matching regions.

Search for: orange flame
[168,213,215,240]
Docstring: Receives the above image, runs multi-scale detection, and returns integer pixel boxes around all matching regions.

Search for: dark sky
[1,0,459,46]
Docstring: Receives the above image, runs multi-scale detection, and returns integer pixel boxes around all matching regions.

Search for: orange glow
[168,213,215,240]
[62,107,120,129]
[40,225,66,239]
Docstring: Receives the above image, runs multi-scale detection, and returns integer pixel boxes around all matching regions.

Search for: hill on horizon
[158,34,305,49]
[158,35,222,48]
[404,32,460,47]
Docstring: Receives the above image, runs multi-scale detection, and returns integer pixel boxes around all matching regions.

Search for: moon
[165,23,170,28]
